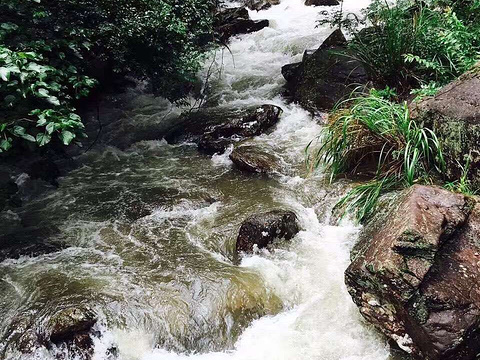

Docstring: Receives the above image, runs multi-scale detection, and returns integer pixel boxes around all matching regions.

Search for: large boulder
[411,63,480,189]
[165,105,283,154]
[236,210,299,253]
[245,0,280,11]
[345,185,480,360]
[215,7,269,42]
[305,0,340,6]
[281,29,369,112]
[230,145,281,174]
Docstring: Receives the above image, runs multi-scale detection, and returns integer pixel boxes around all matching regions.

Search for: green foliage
[347,0,480,91]
[0,46,94,151]
[307,93,445,223]
[0,0,215,152]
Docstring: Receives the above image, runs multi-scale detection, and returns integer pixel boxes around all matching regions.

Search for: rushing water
[0,1,392,359]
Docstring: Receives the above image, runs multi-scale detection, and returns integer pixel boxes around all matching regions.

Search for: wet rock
[281,29,369,111]
[229,145,281,174]
[305,0,340,6]
[47,307,97,359]
[0,225,65,262]
[345,185,480,360]
[198,135,233,155]
[245,0,280,11]
[236,210,299,253]
[215,7,269,42]
[49,307,97,344]
[165,105,283,154]
[410,63,480,189]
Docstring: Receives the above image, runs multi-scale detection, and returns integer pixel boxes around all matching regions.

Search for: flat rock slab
[165,104,283,155]
[345,185,480,359]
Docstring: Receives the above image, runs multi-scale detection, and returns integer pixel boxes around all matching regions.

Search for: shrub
[329,0,480,93]
[0,0,216,152]
[307,92,445,223]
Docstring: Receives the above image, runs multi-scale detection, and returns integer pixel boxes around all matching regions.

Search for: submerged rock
[165,104,283,154]
[236,210,299,253]
[230,145,281,174]
[281,29,369,111]
[215,7,269,42]
[345,185,480,360]
[411,63,480,189]
[305,0,339,5]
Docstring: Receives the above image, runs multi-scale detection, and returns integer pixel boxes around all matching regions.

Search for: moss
[408,295,429,325]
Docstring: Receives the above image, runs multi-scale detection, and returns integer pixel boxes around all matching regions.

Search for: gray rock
[215,7,269,42]
[282,29,369,111]
[165,104,283,154]
[237,210,299,253]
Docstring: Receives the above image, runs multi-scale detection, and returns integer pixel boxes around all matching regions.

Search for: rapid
[0,0,392,359]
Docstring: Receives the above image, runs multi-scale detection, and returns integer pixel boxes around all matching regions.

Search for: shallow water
[0,1,392,359]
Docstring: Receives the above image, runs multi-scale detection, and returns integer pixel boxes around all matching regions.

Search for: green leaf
[12,125,26,136]
[46,122,55,134]
[0,138,12,151]
[0,67,11,81]
[36,133,51,146]
[59,130,75,145]
[20,133,36,142]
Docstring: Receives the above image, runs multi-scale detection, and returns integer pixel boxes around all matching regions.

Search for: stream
[0,1,392,359]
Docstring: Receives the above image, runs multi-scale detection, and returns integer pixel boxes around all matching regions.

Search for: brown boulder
[410,63,480,189]
[237,210,299,253]
[345,185,480,359]
[230,145,281,174]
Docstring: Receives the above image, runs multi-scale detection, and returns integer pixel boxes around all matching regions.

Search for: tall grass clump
[307,92,445,223]
[347,0,480,94]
